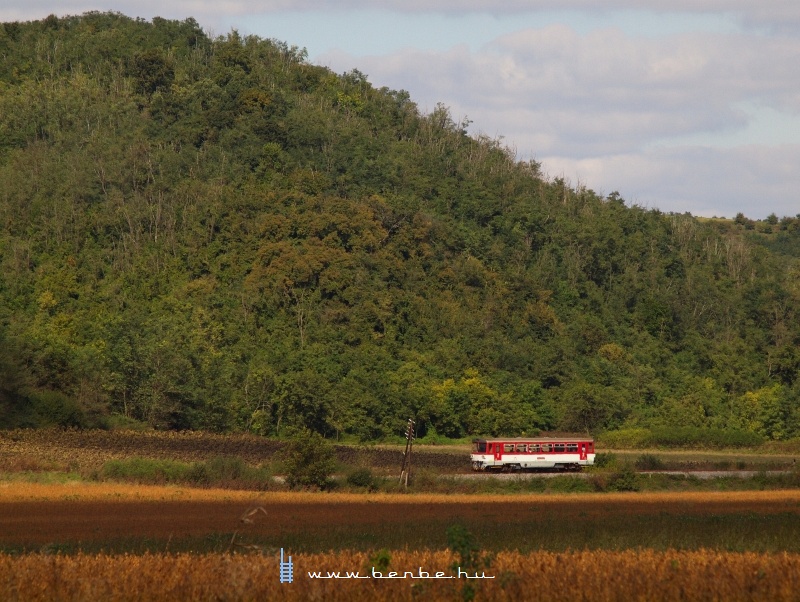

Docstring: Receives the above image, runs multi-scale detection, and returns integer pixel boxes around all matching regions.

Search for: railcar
[470,437,595,472]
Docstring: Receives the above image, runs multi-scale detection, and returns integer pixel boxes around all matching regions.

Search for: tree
[128,49,174,95]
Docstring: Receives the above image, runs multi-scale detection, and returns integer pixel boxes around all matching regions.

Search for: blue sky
[5,2,800,219]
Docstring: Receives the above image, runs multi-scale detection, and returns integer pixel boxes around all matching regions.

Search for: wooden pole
[399,418,415,488]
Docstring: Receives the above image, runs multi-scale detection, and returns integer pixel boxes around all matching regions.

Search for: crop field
[3,548,800,601]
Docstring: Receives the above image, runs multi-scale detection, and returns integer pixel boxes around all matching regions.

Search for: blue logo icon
[279,548,294,584]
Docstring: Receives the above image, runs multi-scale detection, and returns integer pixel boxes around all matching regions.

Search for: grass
[99,456,275,489]
[2,428,800,497]
[2,454,800,496]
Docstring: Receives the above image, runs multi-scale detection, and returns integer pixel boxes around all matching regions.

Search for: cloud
[0,1,250,24]
[4,1,800,33]
[326,25,800,153]
[320,23,800,218]
[543,144,800,219]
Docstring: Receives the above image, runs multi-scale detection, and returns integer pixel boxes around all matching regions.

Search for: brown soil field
[2,484,800,552]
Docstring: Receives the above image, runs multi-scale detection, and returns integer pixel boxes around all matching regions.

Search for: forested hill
[1,13,799,442]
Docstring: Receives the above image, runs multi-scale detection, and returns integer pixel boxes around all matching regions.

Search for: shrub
[281,429,337,490]
[594,452,618,469]
[369,548,391,573]
[635,454,665,470]
[346,467,375,489]
[599,428,651,449]
[650,427,765,448]
[186,463,211,485]
[205,456,247,482]
[101,458,190,484]
[100,456,272,489]
[547,476,593,493]
[600,427,766,450]
[607,467,640,492]
[28,390,86,428]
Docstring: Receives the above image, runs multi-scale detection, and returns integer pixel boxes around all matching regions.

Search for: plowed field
[0,429,466,472]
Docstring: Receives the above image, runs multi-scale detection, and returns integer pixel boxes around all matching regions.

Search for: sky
[4,2,800,219]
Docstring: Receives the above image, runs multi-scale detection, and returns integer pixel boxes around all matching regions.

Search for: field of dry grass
[5,481,800,506]
[2,549,800,601]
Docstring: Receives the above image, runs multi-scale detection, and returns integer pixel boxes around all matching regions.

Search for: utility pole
[399,418,415,489]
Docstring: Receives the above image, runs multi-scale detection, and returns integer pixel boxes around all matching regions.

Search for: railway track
[454,469,793,480]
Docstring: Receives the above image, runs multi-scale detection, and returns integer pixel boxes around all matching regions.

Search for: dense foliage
[1,13,799,440]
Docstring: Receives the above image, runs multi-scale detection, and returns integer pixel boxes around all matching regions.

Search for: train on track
[470,437,595,472]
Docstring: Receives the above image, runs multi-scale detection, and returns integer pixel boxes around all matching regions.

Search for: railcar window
[554,443,565,453]
[516,444,527,453]
[540,444,552,452]
[503,444,514,453]
[566,444,578,452]
[473,442,487,453]
[530,444,540,452]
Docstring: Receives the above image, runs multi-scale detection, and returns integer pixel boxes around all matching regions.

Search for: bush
[105,414,150,431]
[101,458,190,484]
[649,427,764,448]
[598,429,651,449]
[600,427,766,450]
[185,463,210,485]
[28,390,86,428]
[547,476,593,493]
[281,429,337,490]
[346,467,376,489]
[607,467,639,492]
[100,456,272,489]
[205,456,247,482]
[593,452,617,469]
[635,454,665,470]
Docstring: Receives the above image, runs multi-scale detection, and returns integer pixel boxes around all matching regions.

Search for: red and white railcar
[470,437,595,472]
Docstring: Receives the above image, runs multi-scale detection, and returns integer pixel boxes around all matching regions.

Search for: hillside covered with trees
[1,13,799,442]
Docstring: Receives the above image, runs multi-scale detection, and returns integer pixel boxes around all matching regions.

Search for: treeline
[1,13,799,441]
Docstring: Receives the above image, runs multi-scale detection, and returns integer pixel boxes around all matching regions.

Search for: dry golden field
[1,484,800,598]
[2,549,800,601]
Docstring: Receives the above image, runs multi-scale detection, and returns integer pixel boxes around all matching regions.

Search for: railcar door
[494,443,502,462]
[579,443,588,461]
